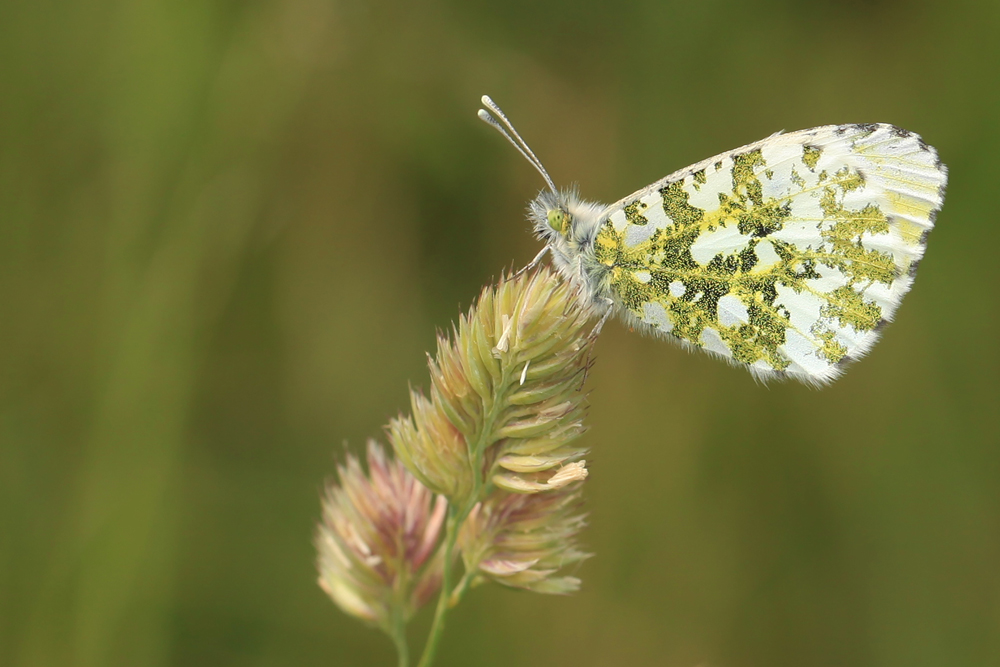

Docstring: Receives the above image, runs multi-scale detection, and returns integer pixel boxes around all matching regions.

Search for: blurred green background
[2,0,998,665]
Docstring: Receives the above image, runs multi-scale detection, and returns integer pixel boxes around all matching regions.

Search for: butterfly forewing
[592,124,946,384]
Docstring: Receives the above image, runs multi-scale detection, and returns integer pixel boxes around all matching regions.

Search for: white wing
[590,124,947,384]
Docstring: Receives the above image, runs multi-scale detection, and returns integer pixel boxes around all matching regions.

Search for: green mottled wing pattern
[592,124,946,384]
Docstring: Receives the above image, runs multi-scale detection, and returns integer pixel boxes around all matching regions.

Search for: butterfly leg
[579,298,614,388]
[587,298,615,340]
[512,246,549,279]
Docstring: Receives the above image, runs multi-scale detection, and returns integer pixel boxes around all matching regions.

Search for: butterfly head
[529,189,572,241]
[529,188,605,268]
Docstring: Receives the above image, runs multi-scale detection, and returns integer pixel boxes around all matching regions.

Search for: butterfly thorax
[529,189,611,310]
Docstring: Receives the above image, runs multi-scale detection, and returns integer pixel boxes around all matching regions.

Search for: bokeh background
[2,0,999,665]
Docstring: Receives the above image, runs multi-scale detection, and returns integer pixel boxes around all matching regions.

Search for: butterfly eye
[547,209,569,234]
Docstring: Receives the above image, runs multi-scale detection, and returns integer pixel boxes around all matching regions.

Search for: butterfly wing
[591,124,947,384]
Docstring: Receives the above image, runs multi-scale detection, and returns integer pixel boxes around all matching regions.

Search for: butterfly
[478,95,947,385]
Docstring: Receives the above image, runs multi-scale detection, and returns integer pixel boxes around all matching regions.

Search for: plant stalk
[390,609,409,667]
[415,506,461,667]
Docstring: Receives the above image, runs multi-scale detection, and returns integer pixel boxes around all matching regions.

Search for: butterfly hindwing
[591,124,946,384]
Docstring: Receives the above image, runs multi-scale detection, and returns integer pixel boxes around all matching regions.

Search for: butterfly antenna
[480,96,552,182]
[478,95,558,194]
